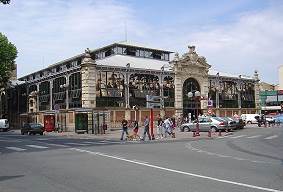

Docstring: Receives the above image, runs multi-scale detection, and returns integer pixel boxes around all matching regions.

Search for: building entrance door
[183,78,201,121]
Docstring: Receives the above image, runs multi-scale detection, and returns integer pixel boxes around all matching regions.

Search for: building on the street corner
[0,42,260,132]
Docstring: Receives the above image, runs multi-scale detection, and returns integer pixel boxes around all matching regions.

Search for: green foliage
[0,33,17,88]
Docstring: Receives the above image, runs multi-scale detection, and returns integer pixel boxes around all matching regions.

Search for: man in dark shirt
[120,119,129,140]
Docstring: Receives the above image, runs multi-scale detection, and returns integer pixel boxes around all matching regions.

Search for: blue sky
[0,0,282,84]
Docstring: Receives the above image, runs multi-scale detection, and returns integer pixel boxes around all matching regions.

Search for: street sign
[207,99,213,107]
[207,108,213,115]
[146,95,161,108]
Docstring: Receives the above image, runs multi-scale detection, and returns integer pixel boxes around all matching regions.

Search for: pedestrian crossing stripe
[230,135,247,139]
[26,145,49,149]
[246,135,261,139]
[6,147,26,151]
[264,135,278,140]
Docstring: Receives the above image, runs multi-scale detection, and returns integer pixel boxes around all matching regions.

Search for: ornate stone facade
[171,46,211,118]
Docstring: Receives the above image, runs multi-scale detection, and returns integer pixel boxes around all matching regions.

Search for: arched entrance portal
[183,78,201,121]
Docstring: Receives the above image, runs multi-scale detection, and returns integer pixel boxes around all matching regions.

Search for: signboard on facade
[146,95,161,108]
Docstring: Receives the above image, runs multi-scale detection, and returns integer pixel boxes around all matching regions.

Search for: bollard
[218,130,222,136]
[193,132,196,137]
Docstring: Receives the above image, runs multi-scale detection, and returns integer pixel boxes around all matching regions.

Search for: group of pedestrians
[120,114,177,141]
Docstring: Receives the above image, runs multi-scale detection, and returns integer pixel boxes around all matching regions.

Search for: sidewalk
[43,128,232,141]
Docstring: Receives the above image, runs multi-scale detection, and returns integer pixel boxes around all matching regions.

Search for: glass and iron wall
[92,44,170,61]
[96,71,125,107]
[219,81,238,108]
[240,82,255,108]
[208,76,255,109]
[163,76,174,107]
[39,81,50,111]
[53,77,66,109]
[69,72,82,108]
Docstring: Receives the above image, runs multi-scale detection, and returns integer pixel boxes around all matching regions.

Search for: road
[0,125,282,192]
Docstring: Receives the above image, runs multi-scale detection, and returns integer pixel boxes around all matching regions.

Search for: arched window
[183,78,200,120]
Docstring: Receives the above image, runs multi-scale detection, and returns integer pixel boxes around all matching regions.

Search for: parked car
[0,119,9,132]
[180,116,228,132]
[220,117,237,130]
[21,123,44,135]
[234,118,245,129]
[241,114,259,124]
[274,114,283,123]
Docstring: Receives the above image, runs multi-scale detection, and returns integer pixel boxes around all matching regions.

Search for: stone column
[174,75,183,118]
[65,75,70,110]
[49,80,53,110]
[36,84,39,112]
[81,48,97,109]
[253,70,261,114]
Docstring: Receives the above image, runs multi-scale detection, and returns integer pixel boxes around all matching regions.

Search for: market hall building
[0,42,260,132]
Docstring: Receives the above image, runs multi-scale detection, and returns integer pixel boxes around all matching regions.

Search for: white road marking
[185,143,270,164]
[65,143,89,146]
[26,145,49,149]
[82,141,106,145]
[246,135,262,139]
[70,148,283,192]
[264,135,278,140]
[46,143,68,147]
[36,138,50,141]
[99,140,124,144]
[230,135,247,139]
[6,147,26,151]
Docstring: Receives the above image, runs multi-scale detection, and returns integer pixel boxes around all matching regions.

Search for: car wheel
[247,121,252,124]
[183,126,190,132]
[28,132,32,135]
[21,131,24,135]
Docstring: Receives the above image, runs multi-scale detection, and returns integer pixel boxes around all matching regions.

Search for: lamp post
[188,90,201,136]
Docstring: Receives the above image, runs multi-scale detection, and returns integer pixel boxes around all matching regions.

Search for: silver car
[180,117,228,132]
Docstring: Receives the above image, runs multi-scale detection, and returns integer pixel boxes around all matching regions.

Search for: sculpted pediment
[172,45,211,70]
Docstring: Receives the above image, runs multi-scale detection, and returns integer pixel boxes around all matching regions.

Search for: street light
[187,90,201,136]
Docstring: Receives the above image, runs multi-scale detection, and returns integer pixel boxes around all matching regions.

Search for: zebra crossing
[0,140,125,153]
[218,134,279,140]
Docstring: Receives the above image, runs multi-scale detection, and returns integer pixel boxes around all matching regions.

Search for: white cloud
[0,0,146,77]
[174,6,283,84]
[0,1,282,84]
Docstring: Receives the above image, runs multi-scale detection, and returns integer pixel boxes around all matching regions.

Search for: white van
[241,114,259,124]
[0,119,9,132]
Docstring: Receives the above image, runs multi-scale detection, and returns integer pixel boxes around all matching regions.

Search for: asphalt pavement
[0,125,282,192]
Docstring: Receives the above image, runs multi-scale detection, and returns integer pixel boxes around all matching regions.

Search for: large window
[219,81,238,108]
[53,77,66,109]
[96,71,125,107]
[163,76,174,107]
[39,81,50,111]
[241,82,255,108]
[69,72,81,108]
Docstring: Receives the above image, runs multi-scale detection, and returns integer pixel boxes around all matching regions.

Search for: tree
[0,33,17,89]
[0,0,11,4]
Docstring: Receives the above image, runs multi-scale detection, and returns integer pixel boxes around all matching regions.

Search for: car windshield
[30,124,42,128]
[212,117,225,122]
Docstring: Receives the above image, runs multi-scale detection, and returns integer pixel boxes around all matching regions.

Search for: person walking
[157,114,164,139]
[120,119,129,140]
[142,116,151,141]
[164,116,173,138]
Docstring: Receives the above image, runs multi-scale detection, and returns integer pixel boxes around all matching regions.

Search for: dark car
[21,123,44,135]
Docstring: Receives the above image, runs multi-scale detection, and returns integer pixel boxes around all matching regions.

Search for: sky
[0,0,282,84]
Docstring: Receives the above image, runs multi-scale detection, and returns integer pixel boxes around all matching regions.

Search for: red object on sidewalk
[218,130,222,136]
